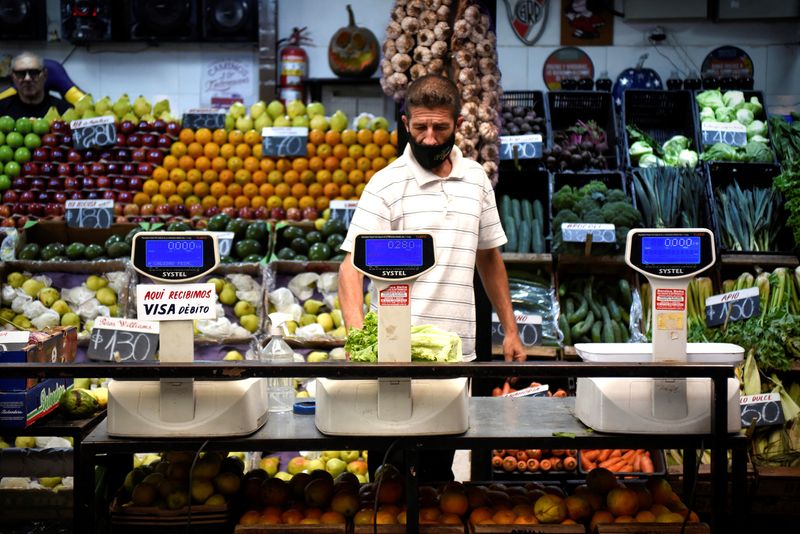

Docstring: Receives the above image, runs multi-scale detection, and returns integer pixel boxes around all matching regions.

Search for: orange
[298,195,315,209]
[242,183,259,198]
[275,183,290,198]
[348,169,364,185]
[324,130,341,146]
[363,143,380,159]
[300,169,315,185]
[390,129,398,145]
[308,156,324,172]
[143,179,160,196]
[227,157,243,172]
[371,157,387,171]
[315,196,330,210]
[341,129,357,146]
[283,170,300,186]
[260,158,276,173]
[234,195,250,209]
[176,181,193,198]
[364,169,375,182]
[235,143,251,159]
[340,184,354,198]
[244,129,261,146]
[201,195,217,209]
[266,195,282,209]
[259,183,275,198]
[323,156,340,172]
[195,128,212,145]
[202,169,218,184]
[348,144,364,159]
[316,143,332,159]
[259,506,282,525]
[283,196,298,210]
[169,168,187,183]
[291,183,307,198]
[308,183,323,198]
[193,182,210,197]
[251,143,262,158]
[306,143,316,158]
[133,192,150,206]
[208,156,225,173]
[356,129,373,145]
[332,169,347,185]
[267,170,283,185]
[212,128,227,144]
[251,196,266,208]
[252,170,267,186]
[340,156,356,173]
[218,194,234,209]
[492,510,517,525]
[186,168,201,184]
[239,510,260,526]
[220,143,235,159]
[179,155,195,171]
[152,166,168,182]
[210,182,226,198]
[282,509,303,524]
[159,181,177,197]
[323,183,340,198]
[187,142,204,159]
[356,157,371,172]
[381,143,397,158]
[162,155,178,171]
[276,158,292,173]
[227,183,243,198]
[309,129,325,145]
[315,169,332,185]
[244,156,260,173]
[292,157,309,173]
[373,128,390,145]
[469,507,493,525]
[332,143,349,160]
[194,156,211,172]
[170,141,187,157]
[178,128,194,144]
[228,129,244,145]
[203,142,220,159]
[234,169,252,185]
[185,194,200,206]
[355,183,366,197]
[168,193,184,205]
[319,511,345,524]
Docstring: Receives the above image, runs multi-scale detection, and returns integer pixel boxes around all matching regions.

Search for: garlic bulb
[391,53,413,73]
[392,6,406,22]
[381,59,394,77]
[464,5,481,25]
[420,10,438,29]
[386,21,402,40]
[454,19,470,39]
[409,64,428,81]
[396,33,415,54]
[413,46,432,65]
[455,50,473,69]
[459,121,477,138]
[433,21,450,41]
[406,0,423,17]
[470,25,486,44]
[481,93,499,109]
[480,143,498,162]
[476,39,493,57]
[481,74,498,93]
[461,101,478,118]
[478,105,497,124]
[428,58,445,74]
[461,84,481,102]
[423,0,440,8]
[436,5,450,20]
[417,29,435,47]
[478,122,498,143]
[401,16,420,34]
[482,160,498,180]
[383,39,397,57]
[458,67,476,85]
[478,57,496,75]
[430,40,448,58]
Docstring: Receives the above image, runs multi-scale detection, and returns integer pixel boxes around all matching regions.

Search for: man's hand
[503,333,527,363]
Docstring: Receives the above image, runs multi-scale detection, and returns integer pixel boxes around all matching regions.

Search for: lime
[14,147,31,164]
[0,146,12,162]
[0,131,5,145]
[32,119,49,136]
[14,118,32,135]
[5,132,23,149]
[4,161,20,177]
[23,133,40,149]
[0,174,10,190]
[0,116,14,133]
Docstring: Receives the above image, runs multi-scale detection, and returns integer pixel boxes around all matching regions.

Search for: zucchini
[517,219,531,254]
[607,297,622,322]
[533,199,544,224]
[504,216,518,252]
[571,311,595,338]
[602,320,615,343]
[511,198,522,221]
[532,218,545,253]
[558,314,571,346]
[521,199,533,221]
[591,321,603,343]
[619,279,632,308]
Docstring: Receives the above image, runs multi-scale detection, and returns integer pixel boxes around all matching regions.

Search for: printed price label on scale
[740,392,784,428]
[705,287,760,327]
[182,109,226,130]
[0,330,29,352]
[561,223,615,243]
[87,316,160,362]
[70,116,117,150]
[702,121,747,147]
[262,127,308,157]
[65,199,114,229]
[491,312,542,347]
[499,134,543,160]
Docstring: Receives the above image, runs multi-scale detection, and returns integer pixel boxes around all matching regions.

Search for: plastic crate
[692,89,779,166]
[500,90,550,137]
[622,90,701,168]
[577,449,667,476]
[546,91,620,171]
[627,167,715,232]
[495,167,551,253]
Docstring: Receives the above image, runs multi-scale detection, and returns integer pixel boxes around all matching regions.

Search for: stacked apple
[237,468,358,526]
[0,115,52,227]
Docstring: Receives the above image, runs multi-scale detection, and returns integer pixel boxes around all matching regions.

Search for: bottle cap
[293,401,315,414]
[270,326,284,336]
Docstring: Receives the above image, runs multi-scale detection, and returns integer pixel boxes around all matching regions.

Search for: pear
[81,109,98,119]
[61,108,80,123]
[356,114,371,131]
[273,115,291,127]
[112,94,132,118]
[266,100,285,120]
[330,110,348,132]
[158,110,173,122]
[121,112,138,123]
[250,100,266,119]
[303,299,324,314]
[224,115,235,131]
[291,115,309,127]
[101,110,116,117]
[139,113,155,123]
[228,101,246,119]
[370,116,389,131]
[133,95,152,117]
[235,116,254,131]
[73,93,94,115]
[306,101,325,118]
[286,100,306,119]
[309,115,329,131]
[254,113,272,131]
[153,99,171,117]
[94,96,112,115]
[42,106,61,124]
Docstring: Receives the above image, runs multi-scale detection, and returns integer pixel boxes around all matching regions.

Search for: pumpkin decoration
[328,4,380,78]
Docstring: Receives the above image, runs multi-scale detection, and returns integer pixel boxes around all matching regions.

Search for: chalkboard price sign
[561,223,616,243]
[491,312,542,347]
[328,200,358,228]
[740,392,785,428]
[262,127,308,157]
[182,109,226,130]
[705,287,759,327]
[64,199,114,229]
[209,231,235,257]
[87,316,160,362]
[0,330,29,352]
[499,134,543,160]
[702,121,747,147]
[70,116,117,150]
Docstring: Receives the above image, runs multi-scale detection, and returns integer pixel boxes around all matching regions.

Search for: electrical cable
[372,438,402,534]
[652,43,688,79]
[60,46,78,66]
[186,440,210,532]
[680,440,704,534]
[668,35,700,75]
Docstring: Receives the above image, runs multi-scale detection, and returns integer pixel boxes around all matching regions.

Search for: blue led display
[145,240,204,268]
[641,236,701,265]
[365,238,423,267]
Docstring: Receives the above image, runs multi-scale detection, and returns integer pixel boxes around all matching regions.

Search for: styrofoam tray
[574,342,744,363]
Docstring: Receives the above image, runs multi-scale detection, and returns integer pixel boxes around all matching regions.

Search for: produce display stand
[0,361,747,534]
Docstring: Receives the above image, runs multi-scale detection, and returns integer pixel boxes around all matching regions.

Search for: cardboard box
[0,379,71,428]
[0,327,77,391]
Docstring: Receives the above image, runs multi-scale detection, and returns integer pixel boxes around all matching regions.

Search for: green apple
[228,102,246,119]
[50,299,70,316]
[330,110,348,132]
[286,456,307,475]
[331,309,343,328]
[259,456,279,477]
[306,101,325,118]
[340,450,359,463]
[299,313,317,327]
[7,272,27,288]
[250,100,266,119]
[273,115,291,127]
[309,115,329,131]
[235,116,254,131]
[306,458,325,472]
[326,458,347,478]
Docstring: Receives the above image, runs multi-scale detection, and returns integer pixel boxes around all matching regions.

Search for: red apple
[81,177,95,189]
[12,177,27,190]
[140,203,155,215]
[36,191,50,203]
[193,218,208,229]
[155,203,172,216]
[96,176,111,189]
[20,191,35,203]
[137,121,151,132]
[57,162,72,176]
[302,207,318,220]
[69,191,83,200]
[131,148,147,162]
[172,204,188,217]
[41,162,57,176]
[123,203,140,216]
[117,191,134,204]
[221,206,237,218]
[253,206,269,220]
[99,150,113,161]
[47,178,61,190]
[44,202,61,216]
[127,133,141,147]
[119,120,135,134]
[30,178,45,190]
[75,162,89,176]
[156,135,172,149]
[166,122,181,136]
[67,150,82,163]
[90,162,106,175]
[113,148,130,161]
[83,149,96,161]
[238,206,254,219]
[128,176,143,190]
[270,207,286,220]
[64,177,79,190]
[106,162,120,174]
[204,206,220,217]
[121,163,136,176]
[86,191,100,199]
[29,203,45,217]
[51,120,67,134]
[137,162,153,175]
[189,204,205,217]
[41,133,59,147]
[116,133,127,146]
[152,119,167,133]
[103,190,116,200]
[61,133,73,146]
[51,147,66,162]
[111,176,127,190]
[32,147,50,161]
[53,191,67,203]
[146,150,164,165]
[140,133,156,148]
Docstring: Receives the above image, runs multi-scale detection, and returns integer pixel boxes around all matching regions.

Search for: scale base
[314,378,469,436]
[107,378,268,438]
[575,377,740,434]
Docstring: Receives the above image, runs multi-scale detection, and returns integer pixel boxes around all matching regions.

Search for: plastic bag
[22,299,49,319]
[62,286,95,307]
[269,287,295,313]
[196,318,235,338]
[505,275,562,348]
[106,272,128,296]
[288,272,320,301]
[296,323,326,338]
[11,294,32,314]
[318,272,339,294]
[2,284,15,303]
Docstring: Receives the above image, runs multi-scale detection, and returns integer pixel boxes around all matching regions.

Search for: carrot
[502,456,517,472]
[617,463,633,473]
[528,449,542,460]
[566,449,577,457]
[526,459,539,472]
[495,449,506,457]
[553,458,564,470]
[551,449,565,457]
[492,456,503,469]
[492,387,502,396]
[632,453,642,472]
[609,449,622,458]
[539,459,552,471]
[605,458,627,472]
[597,449,612,462]
[563,456,578,471]
[516,450,528,462]
[501,381,511,395]
[517,460,527,472]
[580,454,595,471]
[640,454,654,473]
[600,455,624,469]
[621,449,637,463]
[583,449,600,462]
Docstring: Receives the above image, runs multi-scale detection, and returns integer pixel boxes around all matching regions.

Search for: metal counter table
[1,361,746,533]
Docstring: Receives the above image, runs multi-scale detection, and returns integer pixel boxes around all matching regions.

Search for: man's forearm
[476,248,518,336]
[338,254,366,330]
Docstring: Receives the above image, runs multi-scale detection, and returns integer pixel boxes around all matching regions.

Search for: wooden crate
[235,526,346,533]
[355,525,465,534]
[471,524,584,533]
[597,524,710,534]
[0,488,72,522]
[109,499,231,533]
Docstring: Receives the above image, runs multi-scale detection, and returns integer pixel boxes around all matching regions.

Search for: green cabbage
[722,90,745,109]
[629,141,654,159]
[701,142,738,161]
[662,135,690,154]
[715,106,735,122]
[750,134,770,144]
[700,107,716,123]
[696,89,724,109]
[639,154,664,167]
[744,141,773,163]
[678,149,699,168]
[742,96,763,117]
[736,108,755,126]
[746,120,767,138]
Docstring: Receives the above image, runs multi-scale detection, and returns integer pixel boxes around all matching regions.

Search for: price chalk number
[328,200,358,228]
[561,223,616,243]
[70,116,117,150]
[209,231,235,258]
[87,316,160,362]
[705,287,759,327]
[182,108,226,130]
[64,199,114,229]
[491,312,542,347]
[499,134,543,160]
[0,330,30,352]
[740,393,784,428]
[262,127,308,157]
[702,121,747,148]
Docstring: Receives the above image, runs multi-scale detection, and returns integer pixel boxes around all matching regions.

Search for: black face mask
[407,131,456,170]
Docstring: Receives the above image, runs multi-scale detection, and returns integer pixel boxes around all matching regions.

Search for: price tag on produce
[701,121,747,147]
[262,127,308,157]
[182,108,226,130]
[64,199,114,229]
[561,223,615,243]
[329,200,358,228]
[70,116,117,150]
[88,316,160,362]
[705,287,759,327]
[209,231,235,258]
[503,384,550,398]
[499,134,543,160]
[491,312,542,347]
[0,330,30,352]
[740,392,784,428]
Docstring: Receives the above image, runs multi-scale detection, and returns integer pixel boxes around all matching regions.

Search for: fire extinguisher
[278,27,311,104]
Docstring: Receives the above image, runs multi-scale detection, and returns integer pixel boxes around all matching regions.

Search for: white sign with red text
[136,283,217,321]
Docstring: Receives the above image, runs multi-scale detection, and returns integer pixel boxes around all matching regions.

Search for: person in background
[0,52,73,119]
[338,74,525,481]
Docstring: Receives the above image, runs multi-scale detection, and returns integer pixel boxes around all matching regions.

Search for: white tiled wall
[3,0,798,114]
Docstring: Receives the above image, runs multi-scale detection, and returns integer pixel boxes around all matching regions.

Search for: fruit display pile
[492,449,578,476]
[544,120,612,172]
[46,93,178,127]
[272,219,347,262]
[499,103,546,136]
[557,275,635,346]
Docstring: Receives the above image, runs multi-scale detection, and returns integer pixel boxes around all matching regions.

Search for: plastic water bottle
[261,327,294,413]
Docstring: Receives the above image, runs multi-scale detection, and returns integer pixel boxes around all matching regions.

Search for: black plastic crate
[692,89,779,166]
[705,162,794,254]
[622,89,701,168]
[546,91,620,171]
[499,90,550,136]
[496,167,551,253]
[627,166,715,232]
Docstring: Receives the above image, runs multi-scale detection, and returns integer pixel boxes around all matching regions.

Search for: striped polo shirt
[340,144,507,357]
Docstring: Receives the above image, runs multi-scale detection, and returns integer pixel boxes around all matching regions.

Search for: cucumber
[571,311,594,338]
[564,297,575,317]
[600,305,611,324]
[558,314,571,346]
[610,321,622,343]
[607,297,622,322]
[517,219,531,254]
[567,293,588,324]
[619,322,630,342]
[511,198,522,221]
[602,320,615,343]
[619,279,633,308]
[521,199,533,221]
[533,199,544,224]
[504,216,518,252]
[531,218,544,253]
[591,321,603,343]
[500,195,512,221]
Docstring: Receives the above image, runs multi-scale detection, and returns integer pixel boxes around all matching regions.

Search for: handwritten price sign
[561,223,616,243]
[740,392,784,428]
[702,121,747,147]
[182,109,226,130]
[64,199,114,229]
[262,127,308,157]
[87,316,160,362]
[705,287,759,327]
[70,116,117,150]
[499,134,543,160]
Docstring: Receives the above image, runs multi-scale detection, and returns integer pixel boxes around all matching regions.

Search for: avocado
[225,218,249,238]
[308,242,331,261]
[124,227,144,245]
[220,255,236,264]
[234,239,263,260]
[330,253,346,262]
[294,254,309,262]
[290,237,309,255]
[40,242,66,261]
[84,243,105,260]
[321,219,345,237]
[18,243,40,260]
[207,213,230,232]
[104,234,122,251]
[107,241,132,259]
[282,225,305,242]
[276,247,296,260]
[326,233,345,253]
[305,230,322,245]
[245,221,269,241]
[243,254,263,263]
[167,221,191,232]
[65,242,86,260]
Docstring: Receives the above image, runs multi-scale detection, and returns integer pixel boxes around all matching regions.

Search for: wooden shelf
[491,344,558,359]
[501,252,552,265]
[719,253,799,268]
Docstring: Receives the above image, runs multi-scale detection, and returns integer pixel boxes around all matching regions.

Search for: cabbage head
[722,90,745,109]
[696,89,724,109]
[715,106,735,123]
[746,120,767,138]
[678,149,699,168]
[701,142,738,161]
[735,108,754,126]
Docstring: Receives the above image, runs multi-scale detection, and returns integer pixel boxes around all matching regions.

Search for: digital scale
[107,232,268,437]
[315,232,469,436]
[575,228,742,434]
